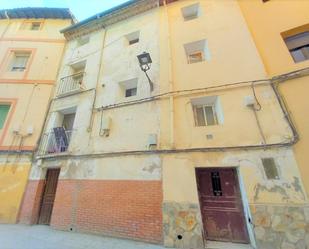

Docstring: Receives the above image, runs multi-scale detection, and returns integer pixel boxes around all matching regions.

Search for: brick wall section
[51,180,163,244]
[18,180,45,224]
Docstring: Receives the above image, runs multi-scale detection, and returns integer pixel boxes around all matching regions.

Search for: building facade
[0,8,74,223]
[18,1,308,249]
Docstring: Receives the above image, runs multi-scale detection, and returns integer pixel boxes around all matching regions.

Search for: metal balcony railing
[38,128,73,156]
[56,72,85,96]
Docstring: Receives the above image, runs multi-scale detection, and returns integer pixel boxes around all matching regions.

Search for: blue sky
[1,0,130,21]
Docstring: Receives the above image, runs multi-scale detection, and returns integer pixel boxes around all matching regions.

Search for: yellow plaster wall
[0,163,31,223]
[238,0,309,197]
[158,0,307,206]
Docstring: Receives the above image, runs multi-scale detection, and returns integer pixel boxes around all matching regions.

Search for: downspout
[87,25,107,136]
[270,79,299,144]
[1,11,11,39]
[163,0,175,148]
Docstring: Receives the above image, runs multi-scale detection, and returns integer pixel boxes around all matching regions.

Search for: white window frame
[10,52,31,72]
[193,104,218,127]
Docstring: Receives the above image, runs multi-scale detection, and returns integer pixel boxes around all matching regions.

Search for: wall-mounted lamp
[137,52,154,91]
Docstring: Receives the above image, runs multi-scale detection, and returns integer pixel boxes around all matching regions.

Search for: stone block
[285,229,305,243]
[254,227,266,240]
[254,212,271,227]
[282,241,296,249]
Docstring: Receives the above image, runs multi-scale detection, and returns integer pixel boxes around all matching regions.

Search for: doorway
[38,168,60,225]
[195,167,249,243]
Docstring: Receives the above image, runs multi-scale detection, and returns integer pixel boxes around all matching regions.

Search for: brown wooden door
[38,168,60,225]
[196,168,249,243]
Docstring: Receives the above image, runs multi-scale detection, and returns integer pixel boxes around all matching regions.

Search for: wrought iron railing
[56,72,85,96]
[38,129,73,156]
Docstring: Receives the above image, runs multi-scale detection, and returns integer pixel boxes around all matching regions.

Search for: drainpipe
[1,11,11,39]
[270,80,299,144]
[87,25,107,136]
[163,0,175,148]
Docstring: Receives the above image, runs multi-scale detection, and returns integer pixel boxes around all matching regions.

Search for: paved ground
[0,225,253,249]
[0,225,165,249]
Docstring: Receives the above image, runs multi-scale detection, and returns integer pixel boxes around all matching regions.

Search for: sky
[1,0,130,21]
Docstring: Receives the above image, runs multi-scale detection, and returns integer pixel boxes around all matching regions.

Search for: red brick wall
[18,180,45,224]
[51,180,163,244]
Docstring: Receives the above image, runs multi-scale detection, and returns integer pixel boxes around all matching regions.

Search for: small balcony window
[125,87,137,97]
[40,112,76,155]
[57,61,86,96]
[10,52,30,72]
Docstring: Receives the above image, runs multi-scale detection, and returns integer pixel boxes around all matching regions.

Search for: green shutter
[0,105,11,129]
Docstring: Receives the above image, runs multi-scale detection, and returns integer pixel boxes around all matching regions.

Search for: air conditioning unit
[148,134,157,147]
[27,125,34,135]
[244,95,256,107]
[99,117,111,137]
[12,125,20,134]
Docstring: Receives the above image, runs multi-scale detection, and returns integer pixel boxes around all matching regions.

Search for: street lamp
[137,52,154,91]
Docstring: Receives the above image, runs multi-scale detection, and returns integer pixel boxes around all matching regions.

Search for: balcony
[56,72,85,96]
[38,128,73,156]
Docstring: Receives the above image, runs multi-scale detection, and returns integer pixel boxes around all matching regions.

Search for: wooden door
[196,168,249,243]
[38,168,60,225]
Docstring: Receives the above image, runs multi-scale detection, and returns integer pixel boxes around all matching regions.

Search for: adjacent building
[14,1,309,249]
[0,8,74,223]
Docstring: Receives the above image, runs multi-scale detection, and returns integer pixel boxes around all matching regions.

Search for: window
[184,39,210,64]
[20,21,42,30]
[125,88,137,97]
[0,104,10,129]
[284,31,309,63]
[119,78,138,98]
[77,35,90,46]
[211,172,223,196]
[181,3,200,21]
[125,31,140,46]
[194,105,217,126]
[262,158,280,180]
[191,96,223,127]
[31,22,41,30]
[10,52,30,72]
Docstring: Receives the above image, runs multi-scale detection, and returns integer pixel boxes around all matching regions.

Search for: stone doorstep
[204,241,254,249]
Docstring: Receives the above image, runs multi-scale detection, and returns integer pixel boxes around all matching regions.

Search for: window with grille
[284,31,309,63]
[10,52,30,72]
[262,158,280,180]
[211,172,223,196]
[125,88,137,97]
[0,104,11,129]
